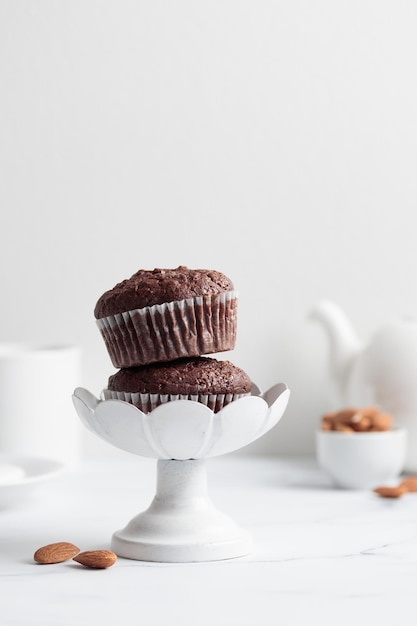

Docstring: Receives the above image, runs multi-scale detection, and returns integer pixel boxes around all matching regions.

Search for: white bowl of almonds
[316,406,407,489]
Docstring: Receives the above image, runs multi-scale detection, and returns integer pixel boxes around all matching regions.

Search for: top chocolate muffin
[94,266,234,318]
[94,266,238,368]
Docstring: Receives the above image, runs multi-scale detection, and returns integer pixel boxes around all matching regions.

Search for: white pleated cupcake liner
[96,290,238,368]
[102,389,250,414]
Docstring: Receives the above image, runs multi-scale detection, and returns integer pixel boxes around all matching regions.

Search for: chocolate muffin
[102,356,252,413]
[94,267,238,368]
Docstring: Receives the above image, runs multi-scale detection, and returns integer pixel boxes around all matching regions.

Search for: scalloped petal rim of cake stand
[72,383,290,562]
[72,382,290,460]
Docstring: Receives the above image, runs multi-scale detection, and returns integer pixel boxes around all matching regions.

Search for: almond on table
[373,485,408,498]
[373,477,417,498]
[399,476,417,492]
[34,542,80,564]
[73,550,117,569]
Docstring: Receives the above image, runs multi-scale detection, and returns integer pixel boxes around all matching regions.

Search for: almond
[357,406,380,419]
[73,549,117,569]
[352,416,372,431]
[334,423,354,433]
[34,542,80,564]
[332,408,357,425]
[373,484,408,498]
[400,476,417,492]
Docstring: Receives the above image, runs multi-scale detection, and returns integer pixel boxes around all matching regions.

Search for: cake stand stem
[155,458,209,508]
[111,458,253,562]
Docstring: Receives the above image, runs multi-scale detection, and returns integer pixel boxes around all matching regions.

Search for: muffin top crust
[107,357,251,396]
[94,266,235,318]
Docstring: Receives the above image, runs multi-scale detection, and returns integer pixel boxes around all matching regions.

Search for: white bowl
[316,428,407,489]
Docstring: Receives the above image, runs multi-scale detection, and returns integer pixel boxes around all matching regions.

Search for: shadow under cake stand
[72,383,290,563]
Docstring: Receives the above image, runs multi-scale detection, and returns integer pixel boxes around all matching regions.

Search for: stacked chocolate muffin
[94,266,252,413]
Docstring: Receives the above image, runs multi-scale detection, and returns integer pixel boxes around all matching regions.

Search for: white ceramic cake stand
[72,383,290,563]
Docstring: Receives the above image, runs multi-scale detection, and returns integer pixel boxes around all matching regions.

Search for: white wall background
[1,0,417,457]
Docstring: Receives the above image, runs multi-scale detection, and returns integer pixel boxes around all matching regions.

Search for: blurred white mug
[0,344,82,466]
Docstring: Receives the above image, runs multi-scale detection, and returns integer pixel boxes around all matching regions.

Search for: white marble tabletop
[1,452,417,626]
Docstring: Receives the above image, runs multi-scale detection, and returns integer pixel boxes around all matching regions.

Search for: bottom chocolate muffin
[102,356,252,413]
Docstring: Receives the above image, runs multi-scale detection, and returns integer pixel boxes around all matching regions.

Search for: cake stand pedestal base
[111,458,253,563]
